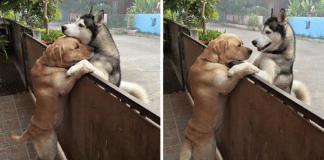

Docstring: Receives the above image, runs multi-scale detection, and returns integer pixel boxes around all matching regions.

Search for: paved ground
[49,22,161,111]
[0,93,39,160]
[207,22,324,112]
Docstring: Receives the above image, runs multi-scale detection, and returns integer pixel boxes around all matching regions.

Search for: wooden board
[216,79,324,160]
[57,77,160,160]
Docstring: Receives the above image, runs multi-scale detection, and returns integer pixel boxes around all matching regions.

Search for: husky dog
[252,8,310,105]
[61,8,149,104]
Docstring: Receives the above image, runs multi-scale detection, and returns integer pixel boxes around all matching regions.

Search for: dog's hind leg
[34,130,57,160]
[10,130,33,143]
[180,137,193,160]
[193,135,216,160]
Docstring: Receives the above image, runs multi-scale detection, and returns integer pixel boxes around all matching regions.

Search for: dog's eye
[75,44,79,49]
[78,24,84,28]
[266,31,271,34]
[238,44,241,47]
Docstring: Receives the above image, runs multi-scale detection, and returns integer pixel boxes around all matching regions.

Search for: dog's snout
[61,26,67,32]
[252,40,257,46]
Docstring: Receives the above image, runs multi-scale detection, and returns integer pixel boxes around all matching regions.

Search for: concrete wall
[289,17,324,38]
[134,14,160,35]
[226,14,263,26]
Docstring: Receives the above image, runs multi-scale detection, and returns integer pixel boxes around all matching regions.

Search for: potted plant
[126,5,138,35]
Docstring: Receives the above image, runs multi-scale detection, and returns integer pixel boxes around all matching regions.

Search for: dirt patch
[0,56,26,96]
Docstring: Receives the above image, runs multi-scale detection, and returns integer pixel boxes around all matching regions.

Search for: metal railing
[163,18,198,89]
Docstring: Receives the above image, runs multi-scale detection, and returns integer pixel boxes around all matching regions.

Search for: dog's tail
[292,80,311,105]
[120,81,149,104]
[179,138,192,160]
[10,130,33,143]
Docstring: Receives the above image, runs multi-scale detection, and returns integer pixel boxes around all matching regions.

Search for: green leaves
[196,28,224,43]
[287,0,315,17]
[38,29,64,44]
[247,15,258,30]
[0,35,9,60]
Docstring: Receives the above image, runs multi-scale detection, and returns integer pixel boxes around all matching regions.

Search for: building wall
[134,14,160,35]
[289,17,324,38]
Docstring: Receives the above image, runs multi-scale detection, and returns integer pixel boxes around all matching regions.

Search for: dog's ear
[271,8,275,18]
[213,39,227,55]
[200,38,226,62]
[89,6,93,15]
[50,45,64,66]
[94,10,104,24]
[277,8,287,24]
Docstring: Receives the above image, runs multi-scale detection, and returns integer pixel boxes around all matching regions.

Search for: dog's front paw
[228,62,260,78]
[66,65,77,76]
[242,63,260,75]
[67,60,95,77]
[228,65,239,77]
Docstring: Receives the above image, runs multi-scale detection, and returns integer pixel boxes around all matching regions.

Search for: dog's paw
[228,62,260,78]
[67,60,95,76]
[243,63,260,75]
[228,65,239,77]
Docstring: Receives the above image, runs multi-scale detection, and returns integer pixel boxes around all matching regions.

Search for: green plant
[38,29,64,44]
[247,15,258,30]
[0,34,9,60]
[316,0,324,16]
[163,9,173,20]
[126,4,137,29]
[196,28,224,43]
[134,0,159,14]
[1,10,16,20]
[287,0,313,17]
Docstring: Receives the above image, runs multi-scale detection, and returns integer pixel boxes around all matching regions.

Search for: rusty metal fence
[23,33,160,160]
[164,19,198,88]
[181,32,324,159]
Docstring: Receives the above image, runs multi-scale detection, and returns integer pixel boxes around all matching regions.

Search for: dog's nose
[248,49,253,54]
[61,26,67,32]
[252,40,257,46]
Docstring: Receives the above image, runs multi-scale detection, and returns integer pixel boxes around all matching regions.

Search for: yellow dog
[11,36,105,160]
[180,33,260,160]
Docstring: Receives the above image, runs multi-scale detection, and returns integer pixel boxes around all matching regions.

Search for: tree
[59,0,111,15]
[164,0,219,33]
[0,0,62,31]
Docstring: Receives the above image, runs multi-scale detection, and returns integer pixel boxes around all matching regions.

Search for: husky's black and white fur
[252,8,310,105]
[62,8,149,104]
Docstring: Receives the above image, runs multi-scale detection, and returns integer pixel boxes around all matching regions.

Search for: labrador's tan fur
[180,33,260,160]
[10,36,101,160]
